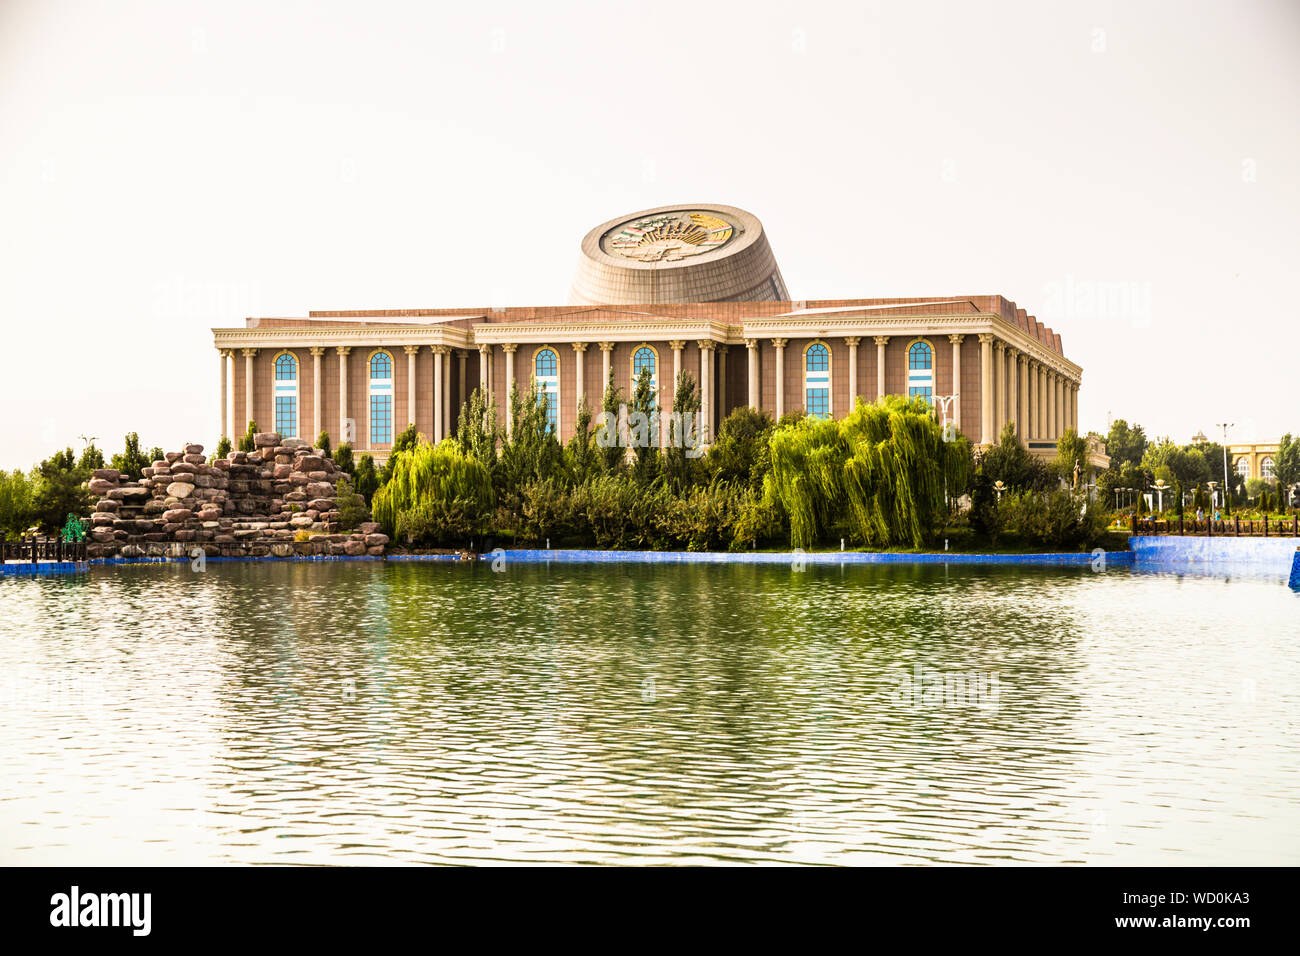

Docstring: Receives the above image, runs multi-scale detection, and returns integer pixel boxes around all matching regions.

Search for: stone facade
[85,436,388,559]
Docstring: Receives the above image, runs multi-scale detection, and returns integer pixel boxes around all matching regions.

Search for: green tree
[628,366,660,485]
[212,436,232,462]
[455,387,500,475]
[354,454,380,502]
[77,444,105,472]
[0,469,36,540]
[32,448,92,533]
[981,422,1051,492]
[564,397,598,486]
[237,420,257,453]
[1052,429,1089,487]
[379,423,421,486]
[1105,419,1148,469]
[706,404,776,492]
[663,370,702,494]
[499,379,564,493]
[317,430,332,459]
[1274,434,1300,504]
[110,432,152,480]
[334,442,355,476]
[595,371,625,474]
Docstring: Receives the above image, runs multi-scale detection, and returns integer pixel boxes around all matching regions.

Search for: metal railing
[1130,514,1300,537]
[0,537,90,563]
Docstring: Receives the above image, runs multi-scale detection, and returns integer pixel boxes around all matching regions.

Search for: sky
[1,0,1297,469]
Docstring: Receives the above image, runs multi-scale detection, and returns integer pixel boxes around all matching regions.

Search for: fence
[1130,514,1300,537]
[0,538,90,563]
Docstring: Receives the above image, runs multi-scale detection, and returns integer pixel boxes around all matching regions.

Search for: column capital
[218,348,233,358]
[697,339,716,352]
[336,346,352,356]
[716,343,729,355]
[500,343,518,354]
[308,347,325,357]
[977,333,995,345]
[770,337,788,349]
[598,341,615,352]
[240,347,258,357]
[745,338,759,351]
[571,341,589,352]
[668,340,686,350]
[431,344,451,355]
[479,343,491,355]
[947,334,965,345]
[873,335,889,346]
[403,345,420,355]
[993,340,1006,353]
[843,336,861,347]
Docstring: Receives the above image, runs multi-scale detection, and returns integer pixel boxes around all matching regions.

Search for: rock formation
[85,433,389,559]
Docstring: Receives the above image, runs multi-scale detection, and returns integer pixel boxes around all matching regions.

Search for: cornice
[212,325,473,350]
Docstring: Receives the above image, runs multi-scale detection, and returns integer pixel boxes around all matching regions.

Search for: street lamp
[1153,478,1168,513]
[993,479,1006,502]
[1216,422,1234,515]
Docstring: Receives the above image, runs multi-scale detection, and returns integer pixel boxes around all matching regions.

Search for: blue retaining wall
[1129,536,1299,574]
[1,561,88,576]
[486,548,1133,567]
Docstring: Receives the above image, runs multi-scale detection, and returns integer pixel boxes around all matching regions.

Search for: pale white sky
[2,0,1297,469]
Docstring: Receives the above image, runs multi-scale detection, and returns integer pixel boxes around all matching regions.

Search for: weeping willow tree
[765,395,971,549]
[371,439,495,539]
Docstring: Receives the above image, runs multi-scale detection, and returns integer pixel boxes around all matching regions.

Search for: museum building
[212,204,1086,459]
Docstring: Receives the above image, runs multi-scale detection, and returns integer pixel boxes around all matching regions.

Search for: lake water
[2,560,1297,865]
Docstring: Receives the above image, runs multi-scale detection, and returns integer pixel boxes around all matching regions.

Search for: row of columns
[221,335,1081,449]
[219,345,468,447]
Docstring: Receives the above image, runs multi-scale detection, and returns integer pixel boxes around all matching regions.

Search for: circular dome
[568,204,789,305]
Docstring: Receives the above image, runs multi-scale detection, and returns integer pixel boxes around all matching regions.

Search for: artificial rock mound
[85,433,389,559]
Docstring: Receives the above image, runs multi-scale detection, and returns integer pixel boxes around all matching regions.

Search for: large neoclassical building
[212,204,1086,459]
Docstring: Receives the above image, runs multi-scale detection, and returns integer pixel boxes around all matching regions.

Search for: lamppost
[1216,422,1234,515]
[1153,478,1168,513]
[993,479,1006,502]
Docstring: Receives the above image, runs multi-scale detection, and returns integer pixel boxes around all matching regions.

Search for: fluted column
[978,334,994,445]
[1046,370,1057,440]
[219,349,231,439]
[503,344,517,435]
[993,340,1006,440]
[1056,374,1065,437]
[241,348,258,433]
[336,347,351,443]
[698,340,714,442]
[432,346,444,443]
[403,345,419,429]
[599,342,613,395]
[443,349,452,439]
[1071,383,1079,433]
[479,344,491,400]
[572,342,588,415]
[1006,348,1018,440]
[1037,363,1047,439]
[746,339,759,409]
[844,337,860,411]
[669,340,685,400]
[308,347,324,441]
[947,335,964,431]
[457,349,468,415]
[772,338,788,418]
[1017,354,1029,441]
[716,345,728,422]
[874,336,889,399]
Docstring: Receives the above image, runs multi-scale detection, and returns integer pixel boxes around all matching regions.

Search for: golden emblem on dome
[604,212,735,262]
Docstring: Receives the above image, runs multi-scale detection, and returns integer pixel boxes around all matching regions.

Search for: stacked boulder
[85,433,389,559]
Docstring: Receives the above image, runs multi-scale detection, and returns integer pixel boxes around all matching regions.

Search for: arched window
[804,342,831,418]
[1262,457,1275,480]
[1236,457,1251,479]
[907,340,934,403]
[272,352,298,438]
[368,350,394,445]
[534,347,559,435]
[632,345,657,392]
